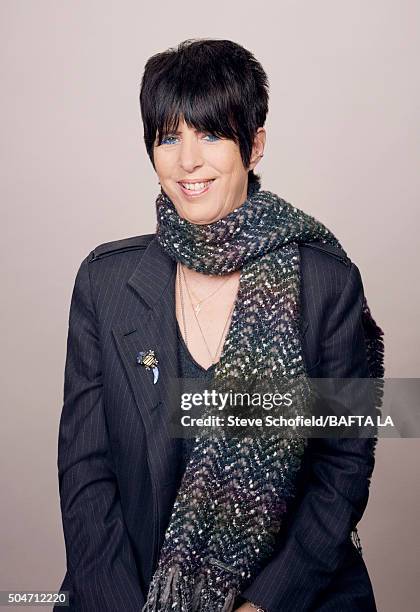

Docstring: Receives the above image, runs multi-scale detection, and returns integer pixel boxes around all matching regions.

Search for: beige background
[1,1,419,610]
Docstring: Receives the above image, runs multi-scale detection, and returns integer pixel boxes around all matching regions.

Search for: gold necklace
[177,262,235,365]
[181,265,232,315]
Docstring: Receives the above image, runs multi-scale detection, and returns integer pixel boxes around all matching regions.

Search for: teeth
[180,180,213,191]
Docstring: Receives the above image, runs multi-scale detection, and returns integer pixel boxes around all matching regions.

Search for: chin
[179,207,222,225]
[173,199,223,225]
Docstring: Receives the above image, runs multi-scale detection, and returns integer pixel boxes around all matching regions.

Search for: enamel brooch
[136,349,159,384]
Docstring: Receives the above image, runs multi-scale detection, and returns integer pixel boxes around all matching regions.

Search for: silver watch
[249,602,266,612]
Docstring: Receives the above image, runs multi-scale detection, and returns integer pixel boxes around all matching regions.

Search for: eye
[158,132,221,145]
[160,134,179,145]
[203,133,221,142]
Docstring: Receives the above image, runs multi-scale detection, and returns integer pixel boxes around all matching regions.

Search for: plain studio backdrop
[1,1,419,611]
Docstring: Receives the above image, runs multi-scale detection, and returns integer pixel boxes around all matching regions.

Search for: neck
[178,262,240,294]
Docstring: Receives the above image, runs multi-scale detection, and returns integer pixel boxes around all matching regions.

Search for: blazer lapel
[112,237,182,491]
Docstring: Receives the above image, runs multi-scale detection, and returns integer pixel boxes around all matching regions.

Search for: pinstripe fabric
[55,235,377,611]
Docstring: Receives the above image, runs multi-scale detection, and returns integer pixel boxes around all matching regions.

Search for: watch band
[249,602,267,612]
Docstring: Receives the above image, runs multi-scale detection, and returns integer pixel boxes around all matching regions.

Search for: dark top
[176,320,217,474]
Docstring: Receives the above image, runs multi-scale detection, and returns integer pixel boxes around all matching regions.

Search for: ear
[248,127,266,171]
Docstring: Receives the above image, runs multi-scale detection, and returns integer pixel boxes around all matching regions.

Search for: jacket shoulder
[299,240,351,267]
[88,233,155,263]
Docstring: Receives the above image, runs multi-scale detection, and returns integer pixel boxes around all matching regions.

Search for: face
[153,116,266,224]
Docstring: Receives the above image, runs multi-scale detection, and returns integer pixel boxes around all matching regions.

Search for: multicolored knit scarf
[141,181,384,612]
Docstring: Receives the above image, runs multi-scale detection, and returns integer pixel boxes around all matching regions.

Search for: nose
[178,133,204,172]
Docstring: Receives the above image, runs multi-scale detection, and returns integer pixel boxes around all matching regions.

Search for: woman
[56,39,384,611]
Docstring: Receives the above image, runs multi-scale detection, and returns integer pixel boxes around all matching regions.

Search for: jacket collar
[128,235,176,310]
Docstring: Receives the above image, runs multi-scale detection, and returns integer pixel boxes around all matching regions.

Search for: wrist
[249,601,267,612]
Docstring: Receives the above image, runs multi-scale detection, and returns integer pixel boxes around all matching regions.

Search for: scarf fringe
[221,588,237,612]
[351,526,363,556]
[361,297,385,379]
[142,564,239,612]
[141,565,188,612]
[191,573,205,610]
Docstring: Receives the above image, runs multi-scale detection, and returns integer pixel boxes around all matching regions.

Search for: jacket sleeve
[56,255,145,611]
[240,262,376,611]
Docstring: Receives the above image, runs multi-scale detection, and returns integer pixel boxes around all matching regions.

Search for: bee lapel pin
[136,349,159,384]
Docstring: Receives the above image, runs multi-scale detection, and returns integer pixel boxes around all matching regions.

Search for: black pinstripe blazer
[55,234,377,612]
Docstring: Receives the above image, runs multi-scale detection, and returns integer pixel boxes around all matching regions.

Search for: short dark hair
[139,38,269,188]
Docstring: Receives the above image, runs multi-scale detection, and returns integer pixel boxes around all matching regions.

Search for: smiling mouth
[178,179,215,197]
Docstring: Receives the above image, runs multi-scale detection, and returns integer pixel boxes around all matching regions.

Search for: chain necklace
[187,273,232,314]
[177,262,235,365]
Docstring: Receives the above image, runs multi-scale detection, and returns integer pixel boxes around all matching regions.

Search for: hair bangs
[153,78,240,147]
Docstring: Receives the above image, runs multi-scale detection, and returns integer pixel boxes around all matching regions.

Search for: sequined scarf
[141,181,384,612]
